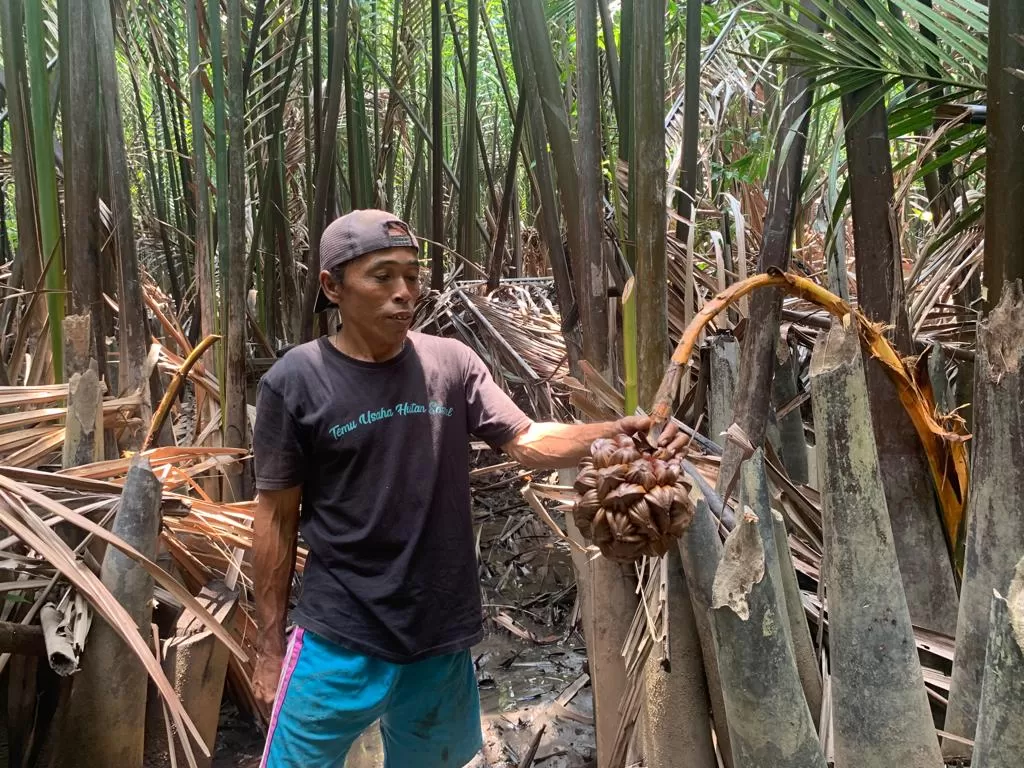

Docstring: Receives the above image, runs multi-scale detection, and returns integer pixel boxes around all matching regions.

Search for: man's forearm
[253,488,301,657]
[504,419,641,469]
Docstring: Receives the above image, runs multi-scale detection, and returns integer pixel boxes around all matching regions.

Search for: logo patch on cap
[385,221,415,247]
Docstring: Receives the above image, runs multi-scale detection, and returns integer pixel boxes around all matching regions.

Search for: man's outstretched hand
[615,415,690,456]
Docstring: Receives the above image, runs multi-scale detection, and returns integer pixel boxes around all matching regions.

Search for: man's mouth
[389,312,412,322]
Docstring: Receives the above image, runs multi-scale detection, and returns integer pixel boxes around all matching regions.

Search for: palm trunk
[945,1,1024,751]
[61,0,103,375]
[980,0,1024,311]
[301,0,351,339]
[223,0,249,499]
[456,0,480,266]
[714,1,818,493]
[24,0,64,382]
[0,0,45,385]
[92,0,152,440]
[187,0,217,373]
[576,0,609,370]
[839,6,959,636]
[430,0,445,289]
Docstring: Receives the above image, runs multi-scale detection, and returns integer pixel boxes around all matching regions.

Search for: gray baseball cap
[313,209,421,313]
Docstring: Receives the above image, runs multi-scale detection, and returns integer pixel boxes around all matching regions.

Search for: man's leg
[379,649,483,768]
[261,628,396,768]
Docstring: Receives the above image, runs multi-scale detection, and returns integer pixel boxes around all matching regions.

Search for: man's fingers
[619,416,651,434]
[657,421,679,447]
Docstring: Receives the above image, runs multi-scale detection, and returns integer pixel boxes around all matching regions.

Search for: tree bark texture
[575,0,608,370]
[946,283,1024,753]
[187,0,217,369]
[62,316,103,469]
[810,323,943,768]
[223,0,249,499]
[772,509,821,725]
[674,0,701,245]
[62,1,105,374]
[714,1,818,498]
[677,500,734,768]
[0,0,46,360]
[641,550,716,768]
[982,0,1024,311]
[92,0,150,420]
[770,335,809,484]
[741,451,821,722]
[708,335,739,444]
[574,541,638,767]
[971,558,1024,768]
[840,58,959,637]
[633,0,668,409]
[55,456,163,768]
[710,507,826,768]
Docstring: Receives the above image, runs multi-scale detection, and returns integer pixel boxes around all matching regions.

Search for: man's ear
[320,269,343,305]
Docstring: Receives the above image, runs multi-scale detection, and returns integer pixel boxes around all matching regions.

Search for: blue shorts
[260,627,483,767]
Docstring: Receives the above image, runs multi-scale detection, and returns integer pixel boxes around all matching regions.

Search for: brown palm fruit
[571,432,696,562]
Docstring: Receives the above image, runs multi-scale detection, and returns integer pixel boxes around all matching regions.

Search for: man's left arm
[502,417,653,469]
[459,342,684,469]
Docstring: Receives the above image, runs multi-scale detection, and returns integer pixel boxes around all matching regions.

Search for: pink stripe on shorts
[259,627,306,768]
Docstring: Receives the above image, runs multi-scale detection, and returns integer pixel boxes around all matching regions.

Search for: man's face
[320,247,422,343]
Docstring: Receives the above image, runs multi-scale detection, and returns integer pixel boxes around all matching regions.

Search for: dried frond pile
[572,435,695,562]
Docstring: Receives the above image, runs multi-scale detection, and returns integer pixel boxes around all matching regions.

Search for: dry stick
[518,723,547,768]
[646,270,970,554]
[142,334,222,451]
[152,623,180,768]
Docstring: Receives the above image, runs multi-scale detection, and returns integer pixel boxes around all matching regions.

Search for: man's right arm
[251,485,302,717]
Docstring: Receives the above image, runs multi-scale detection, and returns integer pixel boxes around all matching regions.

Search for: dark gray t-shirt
[253,331,532,663]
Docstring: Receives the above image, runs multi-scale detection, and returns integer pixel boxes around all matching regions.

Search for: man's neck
[331,325,407,363]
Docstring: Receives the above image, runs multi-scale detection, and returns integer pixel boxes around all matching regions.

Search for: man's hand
[505,415,693,469]
[615,415,690,456]
[252,650,285,722]
[251,486,301,723]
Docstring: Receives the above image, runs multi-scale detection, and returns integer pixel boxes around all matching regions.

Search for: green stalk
[430,0,444,289]
[622,277,638,416]
[456,0,480,265]
[187,0,216,364]
[634,0,668,408]
[209,0,229,382]
[300,0,351,339]
[24,0,64,381]
[224,0,248,473]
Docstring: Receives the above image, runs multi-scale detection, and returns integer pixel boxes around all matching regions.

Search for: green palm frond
[761,0,987,104]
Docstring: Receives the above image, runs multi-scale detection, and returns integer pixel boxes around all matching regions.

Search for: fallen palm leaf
[0,494,207,766]
[0,474,248,663]
[647,269,970,562]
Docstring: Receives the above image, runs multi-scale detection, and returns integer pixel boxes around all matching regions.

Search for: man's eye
[374,274,390,282]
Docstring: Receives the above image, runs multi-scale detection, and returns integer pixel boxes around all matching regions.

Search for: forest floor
[207,456,598,768]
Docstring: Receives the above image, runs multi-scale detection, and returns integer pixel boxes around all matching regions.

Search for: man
[252,209,682,767]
